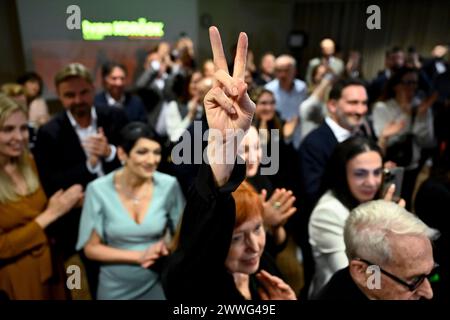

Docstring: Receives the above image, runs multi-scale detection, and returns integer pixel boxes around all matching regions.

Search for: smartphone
[382,167,404,202]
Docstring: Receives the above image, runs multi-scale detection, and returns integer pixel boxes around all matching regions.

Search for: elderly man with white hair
[317,200,440,300]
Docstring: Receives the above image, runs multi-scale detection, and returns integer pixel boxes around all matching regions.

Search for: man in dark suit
[294,78,369,297]
[34,63,128,296]
[368,47,404,104]
[94,62,147,123]
[318,200,437,300]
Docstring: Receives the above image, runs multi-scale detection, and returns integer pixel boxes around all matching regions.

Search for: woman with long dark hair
[308,136,404,298]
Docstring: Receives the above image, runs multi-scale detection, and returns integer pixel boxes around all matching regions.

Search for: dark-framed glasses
[357,258,440,291]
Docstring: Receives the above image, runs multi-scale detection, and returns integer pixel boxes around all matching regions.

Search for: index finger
[209,26,229,73]
[232,32,248,80]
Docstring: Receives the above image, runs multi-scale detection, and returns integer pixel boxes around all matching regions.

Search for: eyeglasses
[357,258,440,291]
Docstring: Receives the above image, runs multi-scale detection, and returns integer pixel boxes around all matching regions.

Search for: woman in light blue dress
[76,122,185,300]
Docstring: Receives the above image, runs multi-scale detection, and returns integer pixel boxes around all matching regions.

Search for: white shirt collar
[325,116,351,143]
[105,92,125,107]
[66,106,97,129]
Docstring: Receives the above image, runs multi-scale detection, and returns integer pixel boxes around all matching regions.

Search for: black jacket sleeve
[162,160,246,301]
[34,122,97,195]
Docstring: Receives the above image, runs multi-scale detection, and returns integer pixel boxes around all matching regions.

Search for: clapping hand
[260,188,297,229]
[139,240,169,268]
[417,92,438,116]
[256,270,297,300]
[47,184,84,218]
[83,127,112,159]
[381,119,406,139]
[282,117,299,138]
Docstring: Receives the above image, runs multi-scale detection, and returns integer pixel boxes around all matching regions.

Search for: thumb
[383,183,395,201]
[237,90,255,115]
[160,242,170,256]
[156,240,166,254]
[397,198,406,208]
[52,189,64,199]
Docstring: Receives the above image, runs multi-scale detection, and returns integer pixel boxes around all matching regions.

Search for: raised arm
[204,27,255,187]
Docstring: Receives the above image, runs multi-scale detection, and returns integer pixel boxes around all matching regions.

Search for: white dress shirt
[105,92,125,108]
[66,107,116,176]
[325,116,352,143]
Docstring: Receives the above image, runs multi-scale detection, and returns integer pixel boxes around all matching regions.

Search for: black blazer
[298,121,338,208]
[163,161,283,301]
[316,267,368,300]
[94,91,147,123]
[34,105,128,196]
[292,122,339,294]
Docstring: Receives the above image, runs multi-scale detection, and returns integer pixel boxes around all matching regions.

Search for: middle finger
[232,32,248,80]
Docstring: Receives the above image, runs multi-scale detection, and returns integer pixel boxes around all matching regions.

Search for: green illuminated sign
[82,18,164,40]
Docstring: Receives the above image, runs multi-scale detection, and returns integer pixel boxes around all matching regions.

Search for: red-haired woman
[162,27,296,301]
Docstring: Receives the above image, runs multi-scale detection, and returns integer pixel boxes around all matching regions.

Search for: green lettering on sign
[82,18,164,40]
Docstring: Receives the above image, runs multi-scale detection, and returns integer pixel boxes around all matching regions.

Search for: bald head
[274,55,296,88]
[275,55,296,69]
[320,38,335,57]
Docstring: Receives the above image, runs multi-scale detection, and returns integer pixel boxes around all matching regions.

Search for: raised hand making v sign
[162,28,297,301]
[204,27,256,187]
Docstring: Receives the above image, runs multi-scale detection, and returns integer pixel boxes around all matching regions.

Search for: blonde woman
[0,94,83,300]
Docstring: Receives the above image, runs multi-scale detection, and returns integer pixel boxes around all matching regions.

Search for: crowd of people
[1,26,449,301]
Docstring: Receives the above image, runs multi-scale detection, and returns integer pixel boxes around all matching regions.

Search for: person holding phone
[76,122,185,300]
[308,136,405,298]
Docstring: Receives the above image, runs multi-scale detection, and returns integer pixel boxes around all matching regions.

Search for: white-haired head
[274,55,296,88]
[275,55,296,69]
[344,200,439,265]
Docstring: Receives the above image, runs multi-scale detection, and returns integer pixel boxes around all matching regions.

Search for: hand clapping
[260,188,297,229]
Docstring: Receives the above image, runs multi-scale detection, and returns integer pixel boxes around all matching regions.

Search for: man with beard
[293,78,370,297]
[34,63,128,297]
[94,62,147,123]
